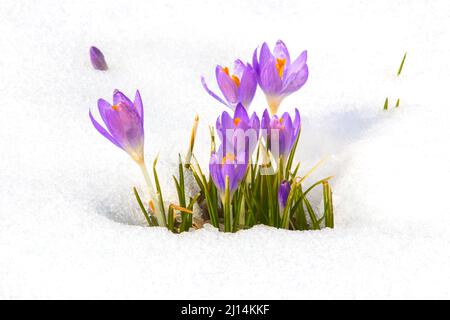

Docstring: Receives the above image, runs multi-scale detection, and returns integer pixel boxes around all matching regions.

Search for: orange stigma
[275,58,286,78]
[111,104,119,111]
[222,67,230,76]
[233,117,241,127]
[231,75,240,87]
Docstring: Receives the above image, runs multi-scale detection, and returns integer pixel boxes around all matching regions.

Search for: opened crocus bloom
[89,90,145,163]
[261,108,301,160]
[202,60,257,110]
[253,40,308,115]
[216,103,260,161]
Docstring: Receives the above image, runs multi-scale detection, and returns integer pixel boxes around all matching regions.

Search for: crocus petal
[217,111,234,142]
[280,112,294,156]
[234,103,250,125]
[259,42,272,69]
[282,64,308,96]
[89,46,108,71]
[233,59,246,79]
[220,111,234,131]
[97,98,112,126]
[209,154,225,193]
[278,180,291,210]
[134,90,143,121]
[249,112,260,136]
[286,50,307,77]
[234,163,248,192]
[113,90,133,107]
[89,110,122,149]
[261,109,271,131]
[273,40,291,66]
[237,65,257,108]
[260,59,283,95]
[293,108,301,140]
[103,105,144,152]
[216,66,238,104]
[201,76,229,108]
[252,47,260,77]
[222,162,237,192]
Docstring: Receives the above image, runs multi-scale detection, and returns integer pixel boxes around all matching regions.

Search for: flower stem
[223,176,232,232]
[137,161,165,226]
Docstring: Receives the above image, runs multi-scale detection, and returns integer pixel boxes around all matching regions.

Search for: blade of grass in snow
[397,52,407,76]
[383,97,389,110]
[152,155,167,226]
[133,187,154,227]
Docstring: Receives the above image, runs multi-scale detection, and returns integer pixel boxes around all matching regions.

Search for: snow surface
[1,0,450,299]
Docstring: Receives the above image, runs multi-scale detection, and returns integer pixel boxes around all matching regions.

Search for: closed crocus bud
[90,46,108,71]
[89,89,144,163]
[278,180,291,211]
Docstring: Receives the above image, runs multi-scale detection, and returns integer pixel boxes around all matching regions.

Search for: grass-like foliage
[89,40,334,233]
[135,118,334,233]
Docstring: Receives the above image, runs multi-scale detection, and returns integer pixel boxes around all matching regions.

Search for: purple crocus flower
[253,40,308,115]
[261,108,301,160]
[90,46,108,71]
[89,90,145,163]
[209,149,248,197]
[278,180,291,211]
[202,60,257,110]
[216,103,260,160]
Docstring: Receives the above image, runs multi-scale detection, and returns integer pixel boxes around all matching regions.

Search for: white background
[0,0,449,298]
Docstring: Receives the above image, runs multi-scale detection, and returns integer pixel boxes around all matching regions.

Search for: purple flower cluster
[204,40,306,196]
[89,40,306,203]
[261,108,301,159]
[202,40,308,115]
[210,104,259,196]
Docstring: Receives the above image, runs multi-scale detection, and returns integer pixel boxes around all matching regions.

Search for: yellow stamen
[222,66,240,87]
[233,117,241,127]
[275,58,286,78]
[111,104,119,111]
[231,75,240,87]
[222,153,236,164]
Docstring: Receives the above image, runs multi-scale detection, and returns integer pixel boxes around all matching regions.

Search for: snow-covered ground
[1,0,449,299]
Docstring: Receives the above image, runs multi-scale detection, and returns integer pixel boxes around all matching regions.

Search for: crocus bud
[278,180,291,210]
[89,89,144,163]
[89,46,108,70]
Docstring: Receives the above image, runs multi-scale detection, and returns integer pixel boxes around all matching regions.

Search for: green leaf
[133,187,153,227]
[153,156,167,226]
[383,97,389,110]
[397,52,407,76]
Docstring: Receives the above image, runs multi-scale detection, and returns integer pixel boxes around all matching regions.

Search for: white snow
[1,0,450,299]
